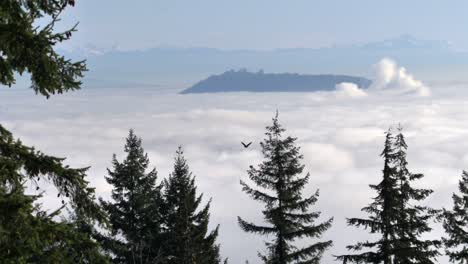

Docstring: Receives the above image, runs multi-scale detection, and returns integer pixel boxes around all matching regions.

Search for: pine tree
[238,113,333,264]
[391,126,440,263]
[101,130,165,264]
[441,171,468,264]
[163,147,223,264]
[335,129,400,264]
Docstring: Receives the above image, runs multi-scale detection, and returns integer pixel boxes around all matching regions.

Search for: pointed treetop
[239,113,333,263]
[100,129,164,263]
[266,110,286,139]
[163,146,222,264]
[175,145,184,161]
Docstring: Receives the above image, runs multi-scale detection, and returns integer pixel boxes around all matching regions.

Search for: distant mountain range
[53,35,468,91]
[181,70,371,94]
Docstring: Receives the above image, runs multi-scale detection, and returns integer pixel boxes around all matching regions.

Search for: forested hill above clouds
[180,70,372,94]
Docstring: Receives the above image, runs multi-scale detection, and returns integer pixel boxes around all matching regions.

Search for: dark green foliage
[392,126,440,263]
[0,0,110,262]
[0,126,108,264]
[336,126,440,264]
[335,130,399,264]
[0,124,105,222]
[101,130,165,264]
[441,171,468,264]
[238,113,333,264]
[0,190,109,264]
[64,205,111,264]
[0,0,86,97]
[163,147,222,264]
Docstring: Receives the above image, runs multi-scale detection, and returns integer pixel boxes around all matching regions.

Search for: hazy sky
[57,0,468,51]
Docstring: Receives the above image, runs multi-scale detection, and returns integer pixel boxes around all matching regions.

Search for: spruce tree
[238,113,333,264]
[0,188,109,264]
[0,126,108,263]
[1,1,110,261]
[163,147,222,264]
[101,130,165,264]
[64,204,111,264]
[335,129,400,264]
[0,0,102,222]
[391,126,440,263]
[441,171,468,264]
[1,0,86,97]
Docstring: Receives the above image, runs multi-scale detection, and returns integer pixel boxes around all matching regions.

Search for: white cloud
[370,58,431,96]
[335,82,368,98]
[301,142,355,172]
[1,78,462,263]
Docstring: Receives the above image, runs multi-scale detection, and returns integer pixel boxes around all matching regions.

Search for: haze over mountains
[55,35,468,91]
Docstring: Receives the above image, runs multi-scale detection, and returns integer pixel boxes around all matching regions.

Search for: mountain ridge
[180,70,372,94]
[48,35,468,90]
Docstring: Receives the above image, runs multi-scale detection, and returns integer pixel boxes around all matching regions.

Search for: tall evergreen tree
[163,147,223,264]
[238,113,333,264]
[0,126,108,263]
[391,126,440,263]
[1,1,107,262]
[441,171,468,264]
[101,130,165,264]
[335,129,400,264]
[0,0,101,220]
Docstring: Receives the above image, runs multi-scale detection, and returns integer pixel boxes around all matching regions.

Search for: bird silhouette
[241,141,252,148]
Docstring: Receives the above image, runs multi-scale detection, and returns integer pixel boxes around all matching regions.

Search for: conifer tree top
[238,112,333,263]
[336,126,440,264]
[335,128,399,264]
[100,130,164,264]
[163,146,222,264]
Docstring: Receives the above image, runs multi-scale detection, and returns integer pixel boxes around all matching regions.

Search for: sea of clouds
[1,59,466,263]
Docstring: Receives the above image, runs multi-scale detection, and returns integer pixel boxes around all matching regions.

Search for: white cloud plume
[335,82,368,98]
[331,59,429,99]
[370,58,431,96]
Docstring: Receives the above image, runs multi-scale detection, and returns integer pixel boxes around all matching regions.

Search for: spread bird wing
[241,141,252,148]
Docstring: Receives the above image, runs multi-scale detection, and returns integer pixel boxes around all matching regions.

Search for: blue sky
[58,0,468,51]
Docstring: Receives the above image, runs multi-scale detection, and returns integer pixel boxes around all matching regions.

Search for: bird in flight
[241,141,252,148]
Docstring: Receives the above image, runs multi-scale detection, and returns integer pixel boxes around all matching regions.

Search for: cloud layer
[335,82,368,98]
[370,58,431,96]
[0,63,462,263]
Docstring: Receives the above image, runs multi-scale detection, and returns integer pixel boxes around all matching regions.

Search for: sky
[2,59,464,263]
[56,0,468,51]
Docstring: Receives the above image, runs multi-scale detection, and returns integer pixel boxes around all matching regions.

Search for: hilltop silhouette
[180,69,371,93]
